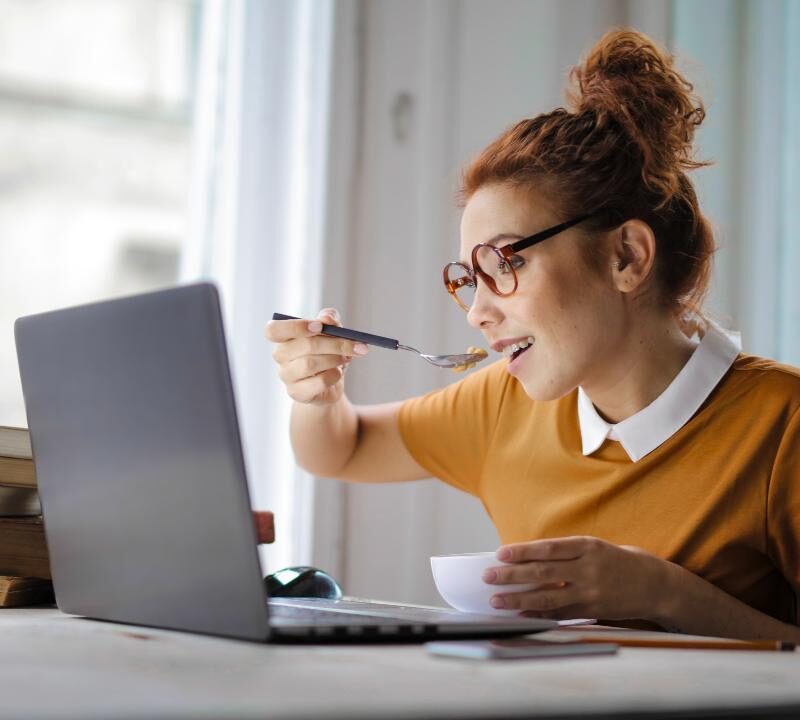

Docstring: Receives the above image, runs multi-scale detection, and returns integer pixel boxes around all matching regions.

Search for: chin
[517,375,576,403]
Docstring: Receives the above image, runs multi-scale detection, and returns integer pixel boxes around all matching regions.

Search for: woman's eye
[498,255,524,273]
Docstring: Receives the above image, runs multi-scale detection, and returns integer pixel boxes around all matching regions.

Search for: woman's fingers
[265,307,367,405]
[317,307,341,326]
[483,560,573,587]
[492,583,578,612]
[279,353,352,385]
[272,334,367,365]
[263,306,343,343]
[286,367,346,404]
[497,536,598,563]
[264,317,316,343]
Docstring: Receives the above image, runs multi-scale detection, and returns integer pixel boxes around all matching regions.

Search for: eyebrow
[458,233,524,265]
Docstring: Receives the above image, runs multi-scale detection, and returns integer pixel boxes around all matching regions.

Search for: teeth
[501,337,535,358]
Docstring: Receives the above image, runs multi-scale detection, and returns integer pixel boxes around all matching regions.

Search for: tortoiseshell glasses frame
[442,212,599,311]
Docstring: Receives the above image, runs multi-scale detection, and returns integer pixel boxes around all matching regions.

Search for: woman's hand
[482,536,671,622]
[265,308,369,406]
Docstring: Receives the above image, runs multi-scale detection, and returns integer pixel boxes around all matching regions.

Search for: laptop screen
[14,283,272,640]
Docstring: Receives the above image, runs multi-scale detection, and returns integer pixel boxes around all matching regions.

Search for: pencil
[572,636,795,651]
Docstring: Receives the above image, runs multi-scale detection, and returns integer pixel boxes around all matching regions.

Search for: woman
[265,29,800,641]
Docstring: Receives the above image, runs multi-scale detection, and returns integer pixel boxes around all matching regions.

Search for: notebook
[14,282,556,643]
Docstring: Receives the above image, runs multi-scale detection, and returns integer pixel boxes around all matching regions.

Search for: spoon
[272,313,488,369]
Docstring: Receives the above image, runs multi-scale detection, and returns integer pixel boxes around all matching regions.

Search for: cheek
[536,274,615,357]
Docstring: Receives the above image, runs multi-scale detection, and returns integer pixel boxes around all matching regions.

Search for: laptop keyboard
[267,597,521,625]
[268,602,403,626]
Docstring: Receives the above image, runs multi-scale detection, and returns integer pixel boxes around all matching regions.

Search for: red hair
[460,28,714,326]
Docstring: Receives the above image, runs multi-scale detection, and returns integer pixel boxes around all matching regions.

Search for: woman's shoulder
[728,353,800,406]
[732,353,800,381]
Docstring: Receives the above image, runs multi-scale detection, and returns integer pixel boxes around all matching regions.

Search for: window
[0,0,201,425]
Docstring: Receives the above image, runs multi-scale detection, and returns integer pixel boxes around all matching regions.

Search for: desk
[3,608,800,719]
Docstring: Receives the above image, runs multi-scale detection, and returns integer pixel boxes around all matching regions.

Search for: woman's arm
[654,558,800,641]
[267,310,429,482]
[291,397,430,483]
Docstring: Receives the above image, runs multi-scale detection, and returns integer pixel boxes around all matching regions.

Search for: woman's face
[459,183,623,401]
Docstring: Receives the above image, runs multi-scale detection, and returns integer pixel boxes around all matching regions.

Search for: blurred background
[1,0,797,606]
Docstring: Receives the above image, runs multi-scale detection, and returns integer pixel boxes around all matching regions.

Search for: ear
[609,219,656,294]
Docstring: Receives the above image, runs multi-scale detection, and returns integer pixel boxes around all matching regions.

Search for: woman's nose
[466,281,499,329]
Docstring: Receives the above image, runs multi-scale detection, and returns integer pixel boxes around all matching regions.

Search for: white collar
[577,323,742,462]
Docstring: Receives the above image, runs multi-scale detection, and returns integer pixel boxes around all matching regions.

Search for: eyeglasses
[443,212,598,311]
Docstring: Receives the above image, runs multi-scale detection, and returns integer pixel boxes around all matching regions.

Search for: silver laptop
[14,282,555,643]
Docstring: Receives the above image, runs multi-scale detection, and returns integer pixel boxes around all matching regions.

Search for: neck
[581,312,698,424]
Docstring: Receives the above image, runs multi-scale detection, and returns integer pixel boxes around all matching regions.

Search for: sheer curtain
[182,0,333,572]
[672,0,800,363]
[778,0,800,365]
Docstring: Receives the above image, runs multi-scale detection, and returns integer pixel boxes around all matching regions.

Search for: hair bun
[567,28,709,200]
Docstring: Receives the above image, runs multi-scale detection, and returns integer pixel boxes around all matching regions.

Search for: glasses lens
[475,245,516,295]
[445,263,476,310]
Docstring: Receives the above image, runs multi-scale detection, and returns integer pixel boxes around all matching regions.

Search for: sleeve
[397,358,510,496]
[766,404,800,619]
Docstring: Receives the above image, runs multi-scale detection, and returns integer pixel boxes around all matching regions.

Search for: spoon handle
[272,313,400,350]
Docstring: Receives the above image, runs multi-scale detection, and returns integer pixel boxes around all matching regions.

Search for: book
[0,426,32,460]
[0,576,54,608]
[0,426,36,490]
[0,486,41,516]
[0,517,50,579]
[0,456,36,489]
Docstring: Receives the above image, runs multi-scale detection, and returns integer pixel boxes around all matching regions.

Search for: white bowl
[430,551,538,616]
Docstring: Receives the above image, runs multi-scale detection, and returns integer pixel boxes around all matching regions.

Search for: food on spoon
[451,346,488,373]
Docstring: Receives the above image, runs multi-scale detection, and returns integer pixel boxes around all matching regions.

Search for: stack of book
[0,426,53,607]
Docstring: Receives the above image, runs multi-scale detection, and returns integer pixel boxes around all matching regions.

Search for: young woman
[264,29,800,641]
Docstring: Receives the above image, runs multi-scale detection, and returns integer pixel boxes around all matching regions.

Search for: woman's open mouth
[502,337,535,362]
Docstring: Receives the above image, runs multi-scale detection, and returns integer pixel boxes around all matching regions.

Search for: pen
[569,636,795,651]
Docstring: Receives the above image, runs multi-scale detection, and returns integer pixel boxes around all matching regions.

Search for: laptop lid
[15,282,273,641]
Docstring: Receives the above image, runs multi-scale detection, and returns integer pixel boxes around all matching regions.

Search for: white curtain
[182,0,333,573]
[673,0,800,363]
[778,0,800,364]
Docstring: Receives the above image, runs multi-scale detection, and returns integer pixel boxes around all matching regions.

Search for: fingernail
[482,569,497,583]
[490,595,505,609]
[308,321,322,333]
[353,343,369,355]
[497,548,511,561]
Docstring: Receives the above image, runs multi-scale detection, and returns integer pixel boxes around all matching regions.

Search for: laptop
[14,282,556,643]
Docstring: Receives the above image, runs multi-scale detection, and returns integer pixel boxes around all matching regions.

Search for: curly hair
[459,28,715,327]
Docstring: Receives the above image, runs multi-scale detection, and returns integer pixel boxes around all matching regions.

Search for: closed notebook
[0,427,36,489]
[0,426,32,460]
[0,457,36,489]
[0,486,41,516]
[0,517,50,579]
[0,576,54,608]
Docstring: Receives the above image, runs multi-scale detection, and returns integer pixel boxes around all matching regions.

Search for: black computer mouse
[264,566,343,599]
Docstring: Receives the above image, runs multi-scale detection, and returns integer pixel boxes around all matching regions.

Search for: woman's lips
[506,342,533,375]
